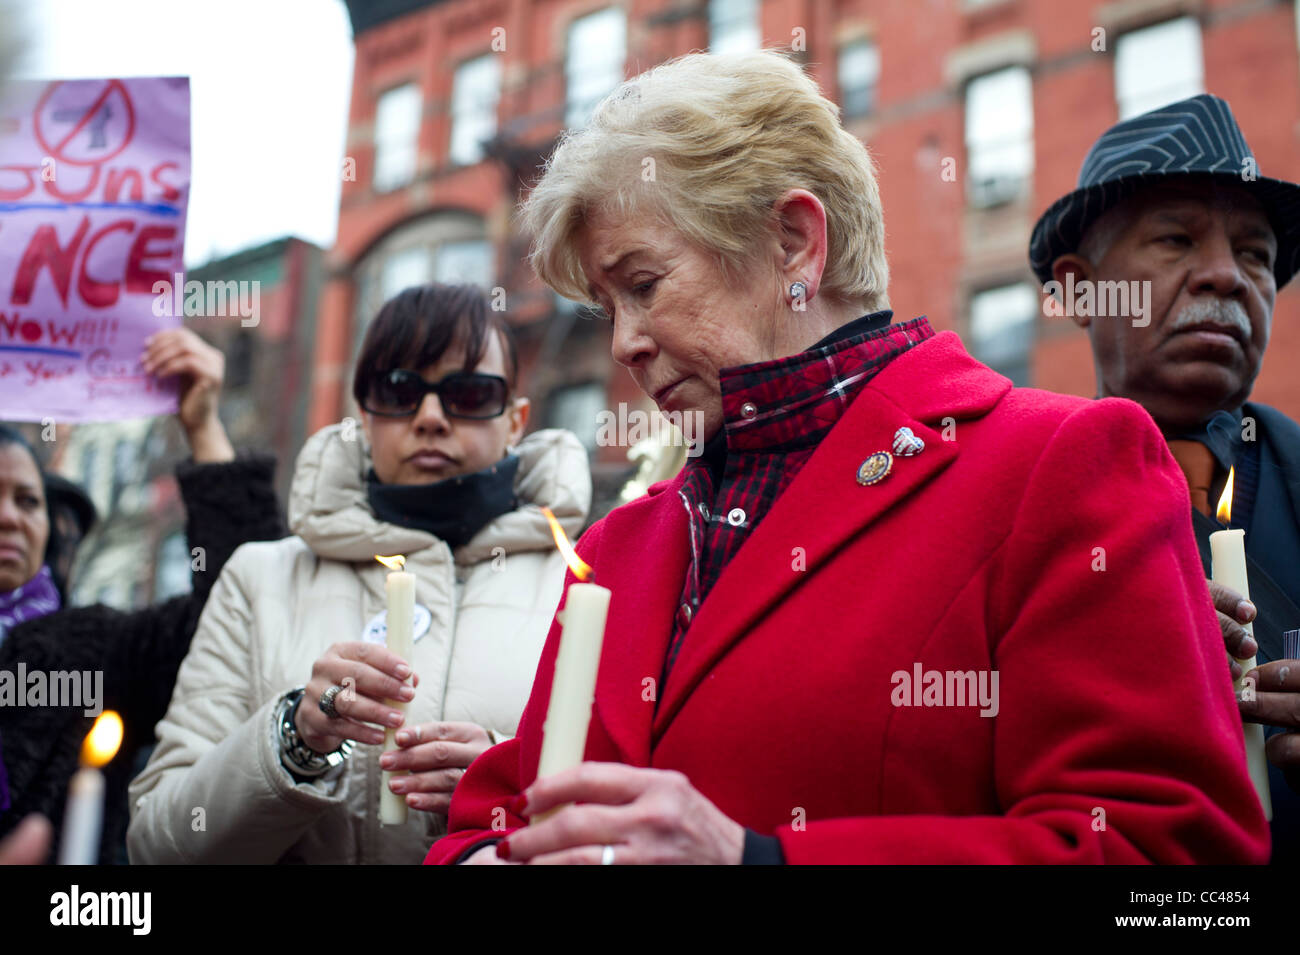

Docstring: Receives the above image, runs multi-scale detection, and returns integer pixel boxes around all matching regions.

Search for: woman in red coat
[425,49,1270,865]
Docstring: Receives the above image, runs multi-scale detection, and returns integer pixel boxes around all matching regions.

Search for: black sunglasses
[362,369,509,419]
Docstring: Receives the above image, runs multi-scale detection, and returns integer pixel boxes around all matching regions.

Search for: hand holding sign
[140,327,233,463]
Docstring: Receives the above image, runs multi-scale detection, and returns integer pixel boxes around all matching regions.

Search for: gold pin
[856,451,893,486]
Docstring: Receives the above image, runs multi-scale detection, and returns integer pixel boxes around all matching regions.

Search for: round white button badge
[362,604,432,646]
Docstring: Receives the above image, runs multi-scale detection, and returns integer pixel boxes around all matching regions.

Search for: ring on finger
[319,684,344,719]
[601,845,615,866]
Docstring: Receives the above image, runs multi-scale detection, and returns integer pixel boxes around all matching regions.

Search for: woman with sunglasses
[126,283,591,864]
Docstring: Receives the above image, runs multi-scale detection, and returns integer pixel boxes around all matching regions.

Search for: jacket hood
[287,424,591,565]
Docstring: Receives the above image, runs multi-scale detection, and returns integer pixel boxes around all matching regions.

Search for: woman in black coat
[0,328,286,863]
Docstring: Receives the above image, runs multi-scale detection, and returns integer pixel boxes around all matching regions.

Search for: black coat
[0,453,285,863]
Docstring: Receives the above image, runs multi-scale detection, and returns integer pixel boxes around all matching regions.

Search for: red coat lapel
[585,332,1012,762]
[586,477,690,766]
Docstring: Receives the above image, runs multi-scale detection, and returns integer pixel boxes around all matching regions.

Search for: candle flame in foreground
[1216,468,1235,524]
[375,554,406,571]
[80,711,122,768]
[540,506,593,581]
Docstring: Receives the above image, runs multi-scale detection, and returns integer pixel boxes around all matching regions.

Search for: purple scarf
[0,565,61,814]
[0,564,61,647]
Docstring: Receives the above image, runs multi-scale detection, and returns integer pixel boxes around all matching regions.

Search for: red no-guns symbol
[34,79,136,167]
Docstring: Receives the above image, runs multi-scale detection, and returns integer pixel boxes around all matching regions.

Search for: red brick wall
[312,0,1300,436]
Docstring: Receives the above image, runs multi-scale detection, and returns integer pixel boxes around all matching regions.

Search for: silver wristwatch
[277,687,353,779]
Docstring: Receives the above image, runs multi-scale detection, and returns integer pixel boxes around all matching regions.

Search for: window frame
[564,7,628,130]
[449,53,502,167]
[964,65,1035,209]
[373,82,422,193]
[1114,16,1204,120]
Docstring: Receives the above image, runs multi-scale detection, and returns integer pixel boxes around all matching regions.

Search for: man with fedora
[1031,93,1300,862]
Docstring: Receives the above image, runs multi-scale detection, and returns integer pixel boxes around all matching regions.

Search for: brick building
[319,0,1300,500]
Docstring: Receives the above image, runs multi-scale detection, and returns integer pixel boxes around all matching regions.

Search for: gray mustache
[1170,299,1251,337]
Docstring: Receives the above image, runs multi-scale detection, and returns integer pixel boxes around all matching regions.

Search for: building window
[354,212,491,347]
[450,54,501,166]
[565,8,626,129]
[546,381,607,454]
[839,38,880,120]
[968,283,1037,386]
[381,246,432,301]
[709,0,760,54]
[433,239,493,289]
[1115,18,1203,119]
[964,66,1034,208]
[373,83,421,192]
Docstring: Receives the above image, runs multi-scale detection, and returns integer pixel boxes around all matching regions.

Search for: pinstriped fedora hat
[1029,94,1300,288]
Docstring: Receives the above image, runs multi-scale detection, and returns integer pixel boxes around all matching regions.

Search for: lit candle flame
[80,711,122,768]
[375,554,406,571]
[540,506,593,581]
[1216,467,1235,525]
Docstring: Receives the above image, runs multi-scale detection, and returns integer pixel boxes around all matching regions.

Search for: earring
[789,281,808,301]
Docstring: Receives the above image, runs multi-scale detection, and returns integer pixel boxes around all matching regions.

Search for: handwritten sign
[0,77,190,421]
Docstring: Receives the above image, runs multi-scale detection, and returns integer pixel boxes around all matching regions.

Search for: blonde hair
[521,49,890,312]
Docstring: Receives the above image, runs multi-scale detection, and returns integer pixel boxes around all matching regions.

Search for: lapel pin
[892,426,925,457]
[856,451,893,486]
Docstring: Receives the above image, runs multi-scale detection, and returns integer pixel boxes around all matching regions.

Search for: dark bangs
[352,283,518,408]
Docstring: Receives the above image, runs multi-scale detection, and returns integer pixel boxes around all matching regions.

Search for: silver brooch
[892,426,925,457]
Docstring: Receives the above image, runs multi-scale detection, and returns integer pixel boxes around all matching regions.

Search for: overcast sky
[9,0,355,267]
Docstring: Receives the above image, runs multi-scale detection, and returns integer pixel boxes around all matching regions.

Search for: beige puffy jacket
[127,424,590,864]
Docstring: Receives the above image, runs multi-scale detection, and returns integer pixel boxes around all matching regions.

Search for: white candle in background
[376,555,415,826]
[533,508,612,824]
[59,711,122,865]
[1209,469,1272,821]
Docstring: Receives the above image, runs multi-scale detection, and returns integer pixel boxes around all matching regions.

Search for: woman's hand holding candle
[496,763,746,865]
[380,720,492,816]
[295,641,417,755]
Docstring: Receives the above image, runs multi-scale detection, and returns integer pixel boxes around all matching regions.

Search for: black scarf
[366,455,520,549]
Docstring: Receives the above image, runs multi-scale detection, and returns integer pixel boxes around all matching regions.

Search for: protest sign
[0,76,190,421]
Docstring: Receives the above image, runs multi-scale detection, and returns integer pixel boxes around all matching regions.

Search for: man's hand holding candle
[1208,580,1260,682]
[295,642,417,755]
[1209,580,1300,791]
[380,720,493,816]
[1239,662,1300,793]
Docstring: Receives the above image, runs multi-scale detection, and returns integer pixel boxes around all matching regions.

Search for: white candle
[538,582,612,778]
[532,507,612,824]
[59,711,122,865]
[1209,525,1273,821]
[59,768,105,865]
[533,582,611,823]
[376,555,415,826]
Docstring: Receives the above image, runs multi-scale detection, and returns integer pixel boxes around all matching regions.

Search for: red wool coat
[426,332,1270,865]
